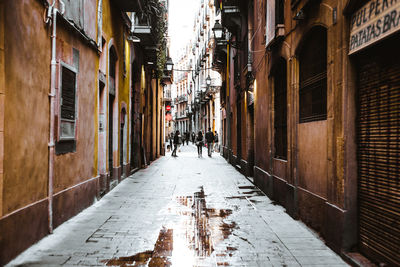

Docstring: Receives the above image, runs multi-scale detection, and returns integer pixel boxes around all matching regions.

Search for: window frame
[298,26,327,123]
[59,61,78,141]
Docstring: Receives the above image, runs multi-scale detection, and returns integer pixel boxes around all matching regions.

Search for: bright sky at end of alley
[168,0,198,61]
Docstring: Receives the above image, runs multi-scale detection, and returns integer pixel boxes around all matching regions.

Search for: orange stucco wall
[3,0,51,214]
[53,26,97,193]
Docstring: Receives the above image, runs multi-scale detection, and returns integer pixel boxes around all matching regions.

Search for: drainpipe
[46,0,64,234]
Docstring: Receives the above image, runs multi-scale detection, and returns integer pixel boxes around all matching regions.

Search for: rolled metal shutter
[357,50,400,266]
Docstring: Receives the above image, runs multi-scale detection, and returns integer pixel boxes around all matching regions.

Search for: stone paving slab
[7,145,349,267]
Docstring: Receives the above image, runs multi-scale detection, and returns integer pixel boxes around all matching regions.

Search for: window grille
[299,26,327,123]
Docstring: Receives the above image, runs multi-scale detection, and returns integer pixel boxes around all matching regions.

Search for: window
[299,26,327,123]
[56,63,78,154]
[60,65,77,140]
[274,58,287,159]
[275,0,284,25]
[109,46,117,96]
[266,0,285,46]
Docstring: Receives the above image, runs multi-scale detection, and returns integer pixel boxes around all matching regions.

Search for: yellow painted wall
[102,0,130,169]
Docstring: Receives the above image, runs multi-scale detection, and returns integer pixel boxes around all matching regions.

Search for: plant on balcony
[142,0,168,77]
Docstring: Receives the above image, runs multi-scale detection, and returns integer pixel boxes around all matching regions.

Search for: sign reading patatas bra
[349,0,400,55]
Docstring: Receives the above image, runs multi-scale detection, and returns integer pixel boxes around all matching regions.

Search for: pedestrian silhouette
[205,128,214,157]
[196,131,203,158]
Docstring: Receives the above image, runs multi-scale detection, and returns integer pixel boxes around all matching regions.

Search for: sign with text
[349,0,400,55]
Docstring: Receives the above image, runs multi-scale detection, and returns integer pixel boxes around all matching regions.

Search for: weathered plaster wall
[253,0,271,173]
[3,0,50,214]
[0,1,51,264]
[84,0,97,41]
[0,0,5,218]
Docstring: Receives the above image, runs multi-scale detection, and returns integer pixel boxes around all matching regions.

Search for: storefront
[350,1,400,265]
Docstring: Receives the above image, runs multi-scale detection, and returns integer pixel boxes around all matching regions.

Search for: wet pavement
[7,145,349,267]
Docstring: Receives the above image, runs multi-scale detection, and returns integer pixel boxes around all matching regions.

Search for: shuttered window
[357,40,400,266]
[299,26,327,123]
[60,65,77,140]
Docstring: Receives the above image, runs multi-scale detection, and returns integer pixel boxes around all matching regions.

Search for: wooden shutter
[61,67,76,120]
[357,47,400,266]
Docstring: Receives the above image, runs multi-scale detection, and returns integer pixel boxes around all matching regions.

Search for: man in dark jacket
[186,132,190,145]
[172,130,180,157]
[205,128,214,157]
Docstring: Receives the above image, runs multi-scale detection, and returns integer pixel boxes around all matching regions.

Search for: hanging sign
[349,0,400,55]
[166,105,171,111]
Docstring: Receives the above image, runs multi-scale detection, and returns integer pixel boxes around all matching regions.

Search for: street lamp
[212,20,224,40]
[206,75,211,87]
[166,57,174,71]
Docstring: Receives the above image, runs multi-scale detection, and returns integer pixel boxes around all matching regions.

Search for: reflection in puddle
[104,187,238,266]
[103,228,173,266]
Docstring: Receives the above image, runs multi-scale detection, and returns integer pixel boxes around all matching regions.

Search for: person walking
[205,128,214,157]
[192,132,196,143]
[214,131,219,152]
[196,131,203,158]
[169,133,173,152]
[186,132,190,145]
[172,130,180,157]
[181,132,185,147]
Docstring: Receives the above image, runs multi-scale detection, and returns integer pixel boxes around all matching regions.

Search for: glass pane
[60,120,75,140]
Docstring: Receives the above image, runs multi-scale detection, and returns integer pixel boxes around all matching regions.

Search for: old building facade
[190,0,222,137]
[0,0,168,265]
[214,0,400,265]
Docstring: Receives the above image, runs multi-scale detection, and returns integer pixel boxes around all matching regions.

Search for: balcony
[176,111,188,120]
[221,0,241,33]
[132,14,156,47]
[163,91,172,101]
[178,95,188,103]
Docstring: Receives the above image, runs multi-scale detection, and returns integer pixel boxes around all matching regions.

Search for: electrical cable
[173,67,215,72]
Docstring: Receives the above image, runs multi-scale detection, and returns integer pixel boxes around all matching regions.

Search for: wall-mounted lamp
[212,20,224,40]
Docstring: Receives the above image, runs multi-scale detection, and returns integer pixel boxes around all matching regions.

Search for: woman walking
[196,131,204,158]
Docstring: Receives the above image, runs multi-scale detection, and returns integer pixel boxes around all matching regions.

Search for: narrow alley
[7,146,348,267]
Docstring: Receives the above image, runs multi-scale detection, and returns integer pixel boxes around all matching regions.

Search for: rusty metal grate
[357,47,400,266]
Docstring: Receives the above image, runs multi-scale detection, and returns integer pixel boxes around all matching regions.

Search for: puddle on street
[104,187,238,266]
[103,228,173,266]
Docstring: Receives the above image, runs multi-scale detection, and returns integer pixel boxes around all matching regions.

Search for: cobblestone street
[7,145,348,267]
